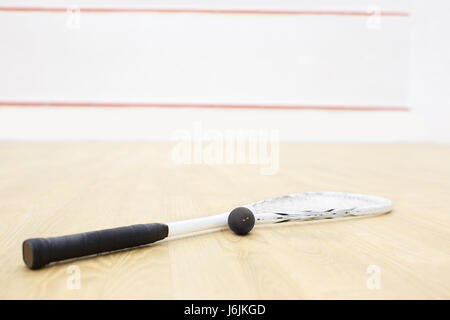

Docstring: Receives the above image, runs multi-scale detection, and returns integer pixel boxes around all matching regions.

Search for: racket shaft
[168,213,229,236]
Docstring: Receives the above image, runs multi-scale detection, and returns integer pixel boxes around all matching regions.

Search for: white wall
[0,1,409,106]
[409,0,450,143]
[1,0,445,142]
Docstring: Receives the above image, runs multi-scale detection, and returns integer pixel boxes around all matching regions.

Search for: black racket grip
[23,223,168,269]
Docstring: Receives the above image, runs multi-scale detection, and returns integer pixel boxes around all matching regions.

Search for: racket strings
[248,192,392,223]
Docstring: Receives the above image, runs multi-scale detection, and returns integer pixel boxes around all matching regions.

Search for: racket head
[245,192,392,223]
[167,192,392,236]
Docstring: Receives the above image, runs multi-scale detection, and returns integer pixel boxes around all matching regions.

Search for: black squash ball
[228,207,255,235]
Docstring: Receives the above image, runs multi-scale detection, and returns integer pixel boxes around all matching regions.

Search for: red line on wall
[0,7,410,17]
[0,101,410,112]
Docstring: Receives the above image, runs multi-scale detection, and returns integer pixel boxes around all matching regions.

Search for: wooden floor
[0,142,449,299]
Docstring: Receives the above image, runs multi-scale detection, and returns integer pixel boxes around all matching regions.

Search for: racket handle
[22,223,169,270]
